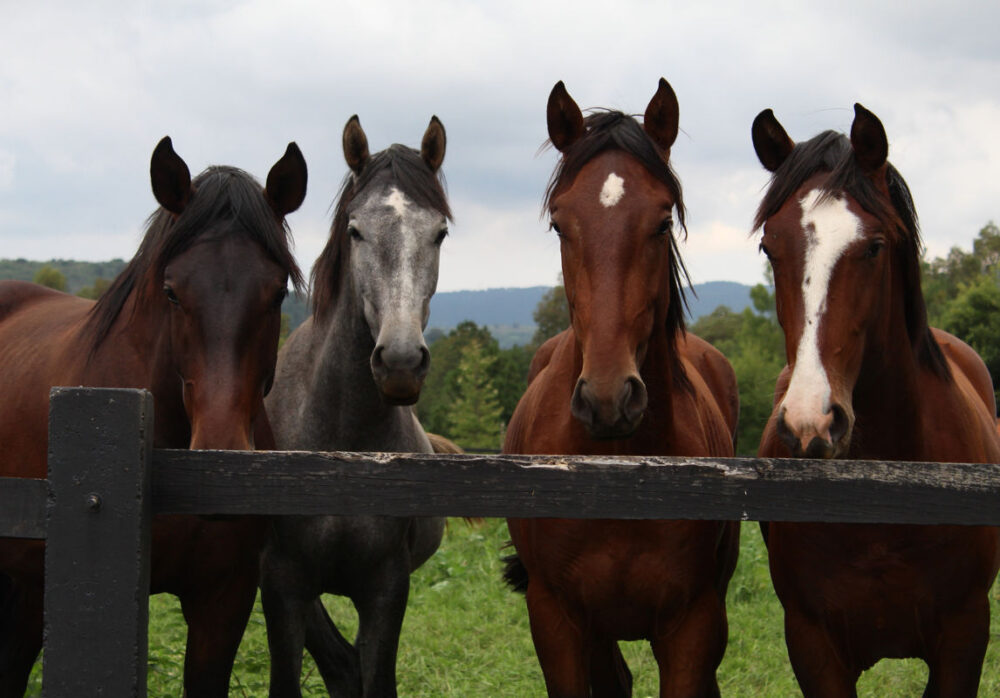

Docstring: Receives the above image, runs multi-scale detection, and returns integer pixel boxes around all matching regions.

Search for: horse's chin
[583,417,643,441]
[376,374,424,406]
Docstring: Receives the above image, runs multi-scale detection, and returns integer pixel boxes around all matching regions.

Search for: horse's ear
[421,116,446,172]
[150,136,192,214]
[547,81,584,152]
[343,115,370,175]
[850,103,889,175]
[644,77,679,152]
[265,142,308,217]
[752,109,795,172]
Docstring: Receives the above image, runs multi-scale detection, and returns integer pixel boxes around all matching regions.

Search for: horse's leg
[651,591,726,698]
[177,567,258,698]
[303,597,361,697]
[260,570,312,698]
[0,580,41,698]
[588,636,632,698]
[782,609,858,698]
[352,552,411,698]
[524,580,589,698]
[922,597,990,698]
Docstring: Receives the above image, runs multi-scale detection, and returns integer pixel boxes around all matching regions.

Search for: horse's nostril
[417,345,430,376]
[570,379,595,427]
[372,345,386,370]
[830,404,849,444]
[621,376,647,423]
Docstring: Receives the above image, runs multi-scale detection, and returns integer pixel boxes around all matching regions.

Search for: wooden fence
[2,387,1000,695]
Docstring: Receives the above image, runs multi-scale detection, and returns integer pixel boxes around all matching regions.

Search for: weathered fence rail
[2,386,1000,695]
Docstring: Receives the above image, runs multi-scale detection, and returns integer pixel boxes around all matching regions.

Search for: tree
[940,276,1000,405]
[76,277,111,300]
[446,339,504,451]
[418,322,499,436]
[921,221,1000,408]
[530,274,569,349]
[33,265,67,291]
[688,277,784,456]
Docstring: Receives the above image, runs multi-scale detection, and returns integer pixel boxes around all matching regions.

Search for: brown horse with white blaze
[753,104,1000,697]
[0,137,306,696]
[504,79,740,698]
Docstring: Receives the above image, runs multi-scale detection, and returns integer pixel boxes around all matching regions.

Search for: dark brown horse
[504,80,740,698]
[0,137,306,696]
[753,104,1000,697]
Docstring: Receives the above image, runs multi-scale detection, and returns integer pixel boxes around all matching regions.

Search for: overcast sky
[1,1,997,292]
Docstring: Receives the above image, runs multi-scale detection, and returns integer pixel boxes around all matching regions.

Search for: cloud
[0,0,997,290]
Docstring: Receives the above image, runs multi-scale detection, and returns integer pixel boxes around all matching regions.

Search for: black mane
[84,165,303,352]
[753,130,948,380]
[311,145,451,320]
[544,110,692,391]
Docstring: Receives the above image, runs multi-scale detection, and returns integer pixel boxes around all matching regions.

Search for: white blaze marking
[780,190,862,428]
[385,187,409,218]
[599,172,625,207]
[382,187,418,310]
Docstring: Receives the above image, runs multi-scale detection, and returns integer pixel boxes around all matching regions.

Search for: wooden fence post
[43,387,153,697]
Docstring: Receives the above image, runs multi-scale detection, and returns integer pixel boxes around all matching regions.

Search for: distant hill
[425,281,753,347]
[0,258,127,293]
[684,280,754,320]
[0,259,754,348]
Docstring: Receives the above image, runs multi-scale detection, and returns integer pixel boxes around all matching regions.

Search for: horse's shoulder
[677,331,739,436]
[526,330,569,384]
[931,327,996,418]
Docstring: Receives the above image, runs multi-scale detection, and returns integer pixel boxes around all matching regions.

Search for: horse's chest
[525,519,720,635]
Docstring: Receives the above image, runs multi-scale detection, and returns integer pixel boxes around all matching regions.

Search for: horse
[261,114,450,697]
[504,79,741,698]
[752,104,1000,697]
[0,136,306,696]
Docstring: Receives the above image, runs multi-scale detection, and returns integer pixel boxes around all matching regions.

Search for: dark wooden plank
[151,450,1000,525]
[0,477,47,539]
[44,388,153,698]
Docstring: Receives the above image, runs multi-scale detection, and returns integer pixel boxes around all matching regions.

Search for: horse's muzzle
[570,375,647,440]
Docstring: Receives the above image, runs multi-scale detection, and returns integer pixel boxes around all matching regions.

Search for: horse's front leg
[652,590,727,698]
[524,579,589,698]
[923,594,990,698]
[782,607,859,698]
[177,567,258,698]
[352,550,411,698]
[260,563,313,698]
[0,577,42,698]
[304,597,361,697]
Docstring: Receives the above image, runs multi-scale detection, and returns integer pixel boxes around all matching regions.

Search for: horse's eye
[657,218,673,236]
[434,228,448,246]
[274,287,288,308]
[549,221,562,236]
[348,225,363,241]
[865,239,885,259]
[163,285,180,305]
[759,242,772,260]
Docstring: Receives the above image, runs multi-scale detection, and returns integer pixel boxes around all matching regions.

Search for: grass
[24,519,1000,696]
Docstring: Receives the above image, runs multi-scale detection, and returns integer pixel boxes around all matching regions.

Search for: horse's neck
[851,332,930,458]
[86,292,189,447]
[304,289,423,452]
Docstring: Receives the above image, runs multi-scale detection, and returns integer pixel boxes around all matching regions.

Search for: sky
[1,1,998,292]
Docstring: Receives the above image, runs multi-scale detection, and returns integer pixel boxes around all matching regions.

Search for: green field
[25,519,1000,696]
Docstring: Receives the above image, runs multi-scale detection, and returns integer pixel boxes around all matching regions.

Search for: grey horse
[262,115,450,697]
